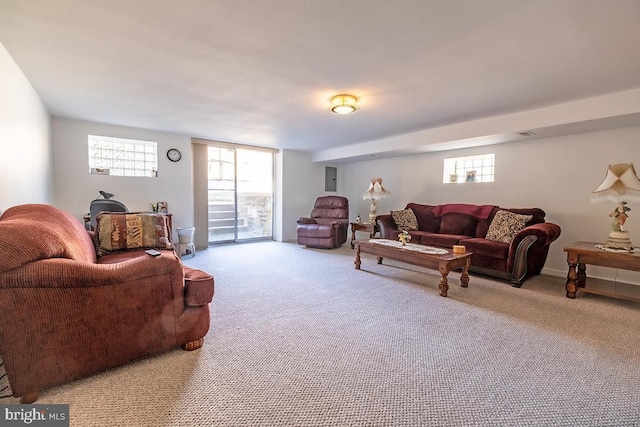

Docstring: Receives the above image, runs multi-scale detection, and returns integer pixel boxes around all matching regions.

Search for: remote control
[145,249,161,257]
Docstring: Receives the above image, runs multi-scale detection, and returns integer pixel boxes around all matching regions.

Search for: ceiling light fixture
[330,94,358,114]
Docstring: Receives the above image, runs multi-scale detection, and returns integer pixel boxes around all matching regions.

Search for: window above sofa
[443,153,494,184]
[88,135,158,177]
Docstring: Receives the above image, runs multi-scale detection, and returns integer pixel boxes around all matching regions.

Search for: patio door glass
[207,146,273,243]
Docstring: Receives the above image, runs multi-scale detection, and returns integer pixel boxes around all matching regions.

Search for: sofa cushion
[459,237,509,259]
[439,213,478,236]
[95,212,173,256]
[391,208,419,231]
[418,233,471,247]
[485,210,533,244]
[406,203,441,232]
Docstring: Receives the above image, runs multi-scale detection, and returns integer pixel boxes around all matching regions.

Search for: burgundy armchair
[297,196,349,249]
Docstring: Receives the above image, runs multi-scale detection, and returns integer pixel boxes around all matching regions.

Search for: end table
[350,222,378,249]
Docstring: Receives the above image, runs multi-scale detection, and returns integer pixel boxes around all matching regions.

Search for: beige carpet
[3,241,640,426]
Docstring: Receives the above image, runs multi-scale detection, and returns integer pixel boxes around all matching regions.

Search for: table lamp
[363,178,390,223]
[591,163,640,252]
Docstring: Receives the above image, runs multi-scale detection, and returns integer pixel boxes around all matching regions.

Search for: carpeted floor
[3,241,640,426]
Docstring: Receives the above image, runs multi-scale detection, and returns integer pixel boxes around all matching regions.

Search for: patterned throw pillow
[95,212,173,256]
[485,210,533,244]
[390,208,419,231]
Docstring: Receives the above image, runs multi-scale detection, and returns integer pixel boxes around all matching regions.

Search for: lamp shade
[592,163,640,204]
[363,178,390,200]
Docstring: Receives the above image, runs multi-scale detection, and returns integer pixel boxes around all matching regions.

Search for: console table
[564,241,640,299]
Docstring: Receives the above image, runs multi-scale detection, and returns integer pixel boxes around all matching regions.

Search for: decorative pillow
[391,208,419,231]
[485,211,533,244]
[95,212,172,256]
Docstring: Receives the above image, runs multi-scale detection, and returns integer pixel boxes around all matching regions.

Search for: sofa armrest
[297,217,317,224]
[184,267,214,307]
[508,222,562,285]
[376,214,397,239]
[512,222,561,249]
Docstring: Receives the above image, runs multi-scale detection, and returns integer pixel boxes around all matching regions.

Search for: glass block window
[88,135,158,177]
[443,153,494,183]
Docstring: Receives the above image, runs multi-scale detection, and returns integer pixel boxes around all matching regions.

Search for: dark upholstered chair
[297,196,349,249]
[87,198,129,230]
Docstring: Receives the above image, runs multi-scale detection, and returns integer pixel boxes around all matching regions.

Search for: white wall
[52,118,193,240]
[279,149,329,242]
[339,126,640,284]
[0,43,52,210]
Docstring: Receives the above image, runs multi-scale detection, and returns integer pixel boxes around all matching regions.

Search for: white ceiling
[2,0,640,161]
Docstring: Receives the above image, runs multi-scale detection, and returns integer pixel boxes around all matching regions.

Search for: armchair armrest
[0,252,183,289]
[375,214,397,239]
[297,217,317,224]
[184,267,214,307]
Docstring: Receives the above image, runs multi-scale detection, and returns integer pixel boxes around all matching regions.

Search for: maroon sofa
[376,203,561,286]
[0,204,214,403]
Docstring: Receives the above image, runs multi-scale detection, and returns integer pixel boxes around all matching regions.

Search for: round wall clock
[167,148,182,162]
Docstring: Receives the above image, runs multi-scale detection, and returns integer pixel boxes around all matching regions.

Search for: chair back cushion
[405,203,440,232]
[310,196,349,220]
[0,204,97,272]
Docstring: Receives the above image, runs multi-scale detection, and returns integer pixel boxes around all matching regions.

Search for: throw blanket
[432,204,496,220]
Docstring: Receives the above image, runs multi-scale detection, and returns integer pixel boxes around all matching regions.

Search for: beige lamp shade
[363,178,390,200]
[592,163,640,204]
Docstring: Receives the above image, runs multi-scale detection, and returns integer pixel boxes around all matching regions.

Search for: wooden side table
[350,222,378,249]
[564,241,640,299]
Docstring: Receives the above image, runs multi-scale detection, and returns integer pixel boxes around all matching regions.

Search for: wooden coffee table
[354,239,472,297]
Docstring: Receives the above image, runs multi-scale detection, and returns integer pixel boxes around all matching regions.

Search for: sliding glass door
[207,146,273,243]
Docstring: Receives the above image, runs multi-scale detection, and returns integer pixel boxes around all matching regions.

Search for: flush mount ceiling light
[330,94,358,114]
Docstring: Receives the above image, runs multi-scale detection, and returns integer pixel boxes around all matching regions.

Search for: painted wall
[339,126,640,284]
[279,149,331,242]
[0,43,52,211]
[52,118,193,240]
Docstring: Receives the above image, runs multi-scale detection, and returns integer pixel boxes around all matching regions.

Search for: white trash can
[176,227,195,258]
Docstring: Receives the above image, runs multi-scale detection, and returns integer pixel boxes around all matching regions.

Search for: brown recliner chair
[297,196,349,248]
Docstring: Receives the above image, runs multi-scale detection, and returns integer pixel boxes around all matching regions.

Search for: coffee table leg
[355,246,361,270]
[460,261,470,288]
[438,274,449,297]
